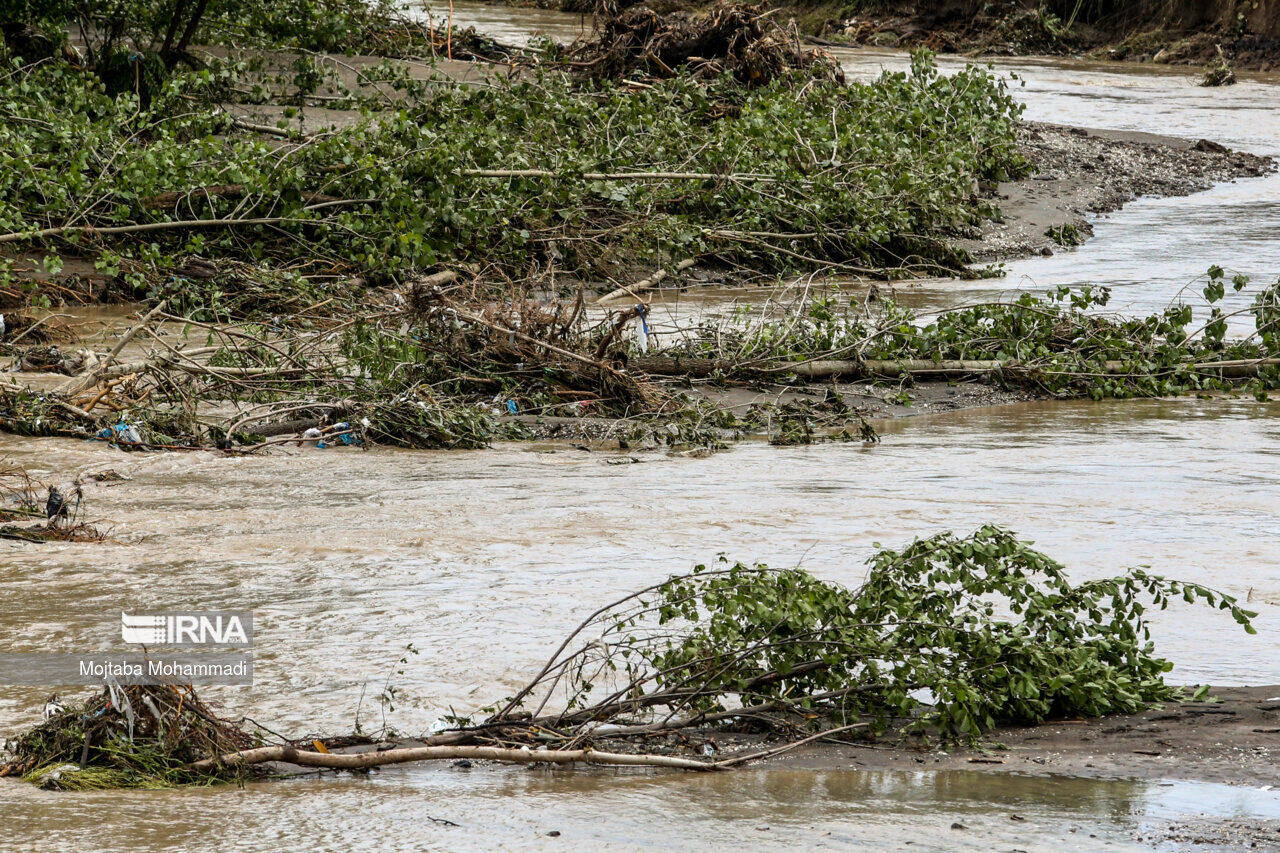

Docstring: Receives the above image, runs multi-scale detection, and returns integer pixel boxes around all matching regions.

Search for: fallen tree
[1,526,1256,788]
[4,268,1279,452]
[643,268,1280,401]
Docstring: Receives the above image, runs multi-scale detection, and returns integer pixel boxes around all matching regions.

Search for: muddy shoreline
[966,122,1274,262]
[766,686,1280,787]
[817,1,1280,72]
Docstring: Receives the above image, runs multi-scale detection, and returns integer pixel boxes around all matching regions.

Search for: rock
[1192,139,1230,154]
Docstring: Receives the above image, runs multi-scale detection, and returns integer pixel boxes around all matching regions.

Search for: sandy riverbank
[769,686,1280,787]
[967,122,1273,262]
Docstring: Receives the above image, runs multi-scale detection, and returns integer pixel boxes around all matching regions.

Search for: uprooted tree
[2,526,1256,788]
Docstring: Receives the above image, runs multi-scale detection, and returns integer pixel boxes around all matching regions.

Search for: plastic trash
[634,305,650,353]
[94,422,143,445]
[301,427,324,448]
[506,400,518,415]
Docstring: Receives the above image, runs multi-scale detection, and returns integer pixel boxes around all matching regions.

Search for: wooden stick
[228,117,309,140]
[462,170,777,182]
[6,313,73,346]
[0,200,375,245]
[190,744,719,774]
[714,722,870,768]
[596,259,697,305]
[633,356,1280,381]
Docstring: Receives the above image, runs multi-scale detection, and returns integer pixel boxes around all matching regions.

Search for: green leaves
[577,527,1257,744]
[0,50,1027,279]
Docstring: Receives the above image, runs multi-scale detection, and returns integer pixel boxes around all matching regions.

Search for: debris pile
[0,464,104,543]
[0,683,260,789]
[568,1,845,86]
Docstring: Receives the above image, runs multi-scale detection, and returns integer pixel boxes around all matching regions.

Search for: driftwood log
[191,744,720,773]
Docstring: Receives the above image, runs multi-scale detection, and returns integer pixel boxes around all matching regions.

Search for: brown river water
[5,6,1280,850]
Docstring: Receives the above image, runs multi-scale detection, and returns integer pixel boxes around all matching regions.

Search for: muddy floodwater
[6,6,1280,851]
[7,766,1280,851]
[3,399,1279,849]
[835,49,1280,327]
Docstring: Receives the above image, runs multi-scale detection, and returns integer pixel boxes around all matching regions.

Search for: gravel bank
[966,122,1275,262]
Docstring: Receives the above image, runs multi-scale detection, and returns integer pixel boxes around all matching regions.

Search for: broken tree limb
[226,401,353,444]
[792,359,1005,379]
[629,356,732,377]
[596,258,697,305]
[404,269,460,302]
[144,184,340,209]
[190,743,719,774]
[228,116,312,139]
[0,199,377,245]
[56,300,168,396]
[630,356,1280,381]
[463,169,777,182]
[579,685,878,738]
[713,722,870,768]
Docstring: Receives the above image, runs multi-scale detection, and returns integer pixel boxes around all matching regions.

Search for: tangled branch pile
[5,266,1279,452]
[0,683,260,789]
[0,461,104,542]
[567,1,845,86]
[0,268,689,450]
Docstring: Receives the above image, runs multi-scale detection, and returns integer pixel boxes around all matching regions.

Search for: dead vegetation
[0,462,106,543]
[566,1,845,86]
[0,683,261,789]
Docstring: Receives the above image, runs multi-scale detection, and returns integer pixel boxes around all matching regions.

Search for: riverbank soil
[971,123,1274,261]
[771,686,1280,786]
[821,0,1280,71]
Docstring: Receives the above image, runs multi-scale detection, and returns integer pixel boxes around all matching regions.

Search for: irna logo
[120,611,253,647]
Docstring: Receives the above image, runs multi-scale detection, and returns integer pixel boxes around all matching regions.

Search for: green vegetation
[3,0,448,67]
[1045,222,1084,246]
[493,526,1255,742]
[660,267,1280,401]
[0,47,1027,285]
